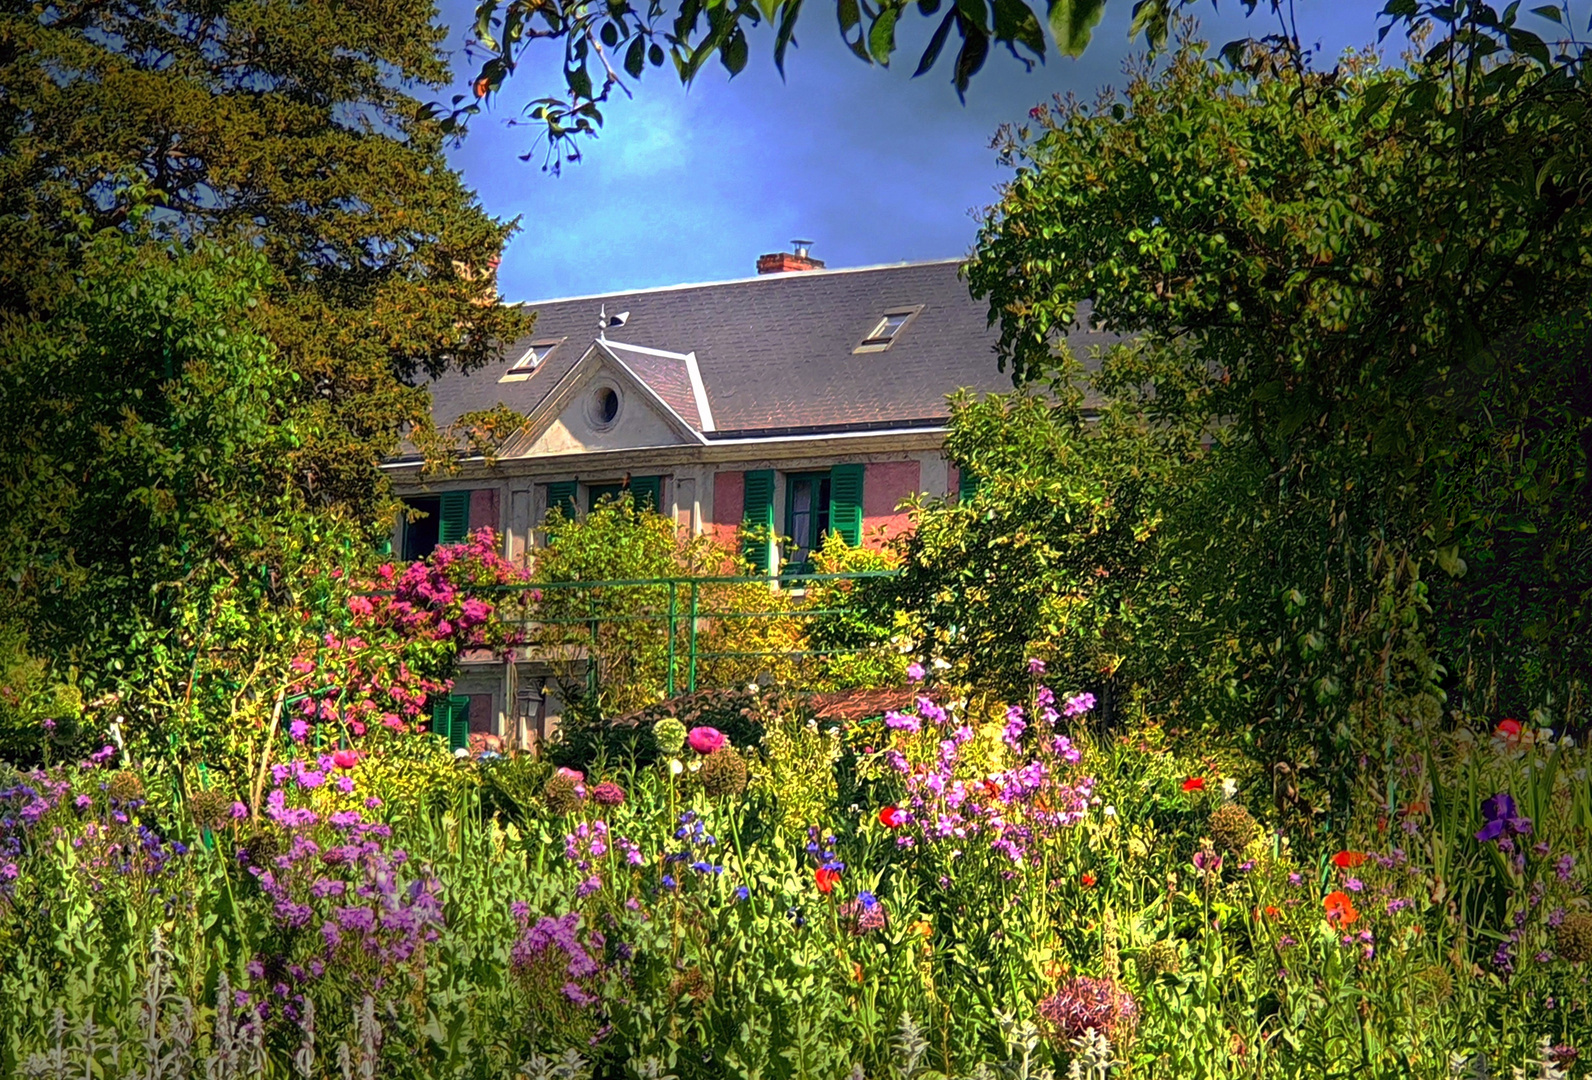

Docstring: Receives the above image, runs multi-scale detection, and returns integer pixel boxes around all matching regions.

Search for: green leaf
[868,5,899,63]
[774,0,804,74]
[625,35,647,77]
[913,8,957,75]
[1047,0,1105,56]
[951,18,989,99]
[721,25,749,74]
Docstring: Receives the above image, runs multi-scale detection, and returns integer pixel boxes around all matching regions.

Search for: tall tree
[878,26,1592,807]
[0,0,530,518]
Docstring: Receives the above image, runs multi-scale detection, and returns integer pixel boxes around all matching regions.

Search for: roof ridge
[504,257,966,309]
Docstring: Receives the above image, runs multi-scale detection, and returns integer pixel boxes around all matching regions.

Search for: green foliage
[806,533,909,691]
[549,686,771,772]
[880,385,1189,705]
[0,235,377,766]
[934,27,1592,803]
[1,0,528,513]
[4,689,1592,1077]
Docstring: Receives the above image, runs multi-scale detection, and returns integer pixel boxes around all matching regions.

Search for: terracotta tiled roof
[808,686,940,722]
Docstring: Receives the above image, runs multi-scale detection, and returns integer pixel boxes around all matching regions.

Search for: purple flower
[1028,658,1046,675]
[1062,693,1096,718]
[907,662,926,681]
[288,720,310,742]
[1345,877,1364,893]
[1193,850,1221,874]
[1002,706,1027,749]
[884,710,921,734]
[1476,792,1532,843]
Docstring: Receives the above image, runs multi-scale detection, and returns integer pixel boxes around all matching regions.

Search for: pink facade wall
[469,488,501,535]
[711,471,745,550]
[863,460,921,548]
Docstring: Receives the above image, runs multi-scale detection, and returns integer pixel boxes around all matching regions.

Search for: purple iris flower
[1475,792,1533,843]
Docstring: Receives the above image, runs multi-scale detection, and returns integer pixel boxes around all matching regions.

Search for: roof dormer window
[499,338,564,382]
[853,307,921,353]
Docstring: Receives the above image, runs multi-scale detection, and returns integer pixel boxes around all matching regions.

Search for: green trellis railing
[491,569,901,697]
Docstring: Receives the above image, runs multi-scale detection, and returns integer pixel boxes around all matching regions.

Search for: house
[383,247,1115,746]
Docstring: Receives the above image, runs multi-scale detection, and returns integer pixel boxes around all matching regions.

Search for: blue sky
[438,0,1402,301]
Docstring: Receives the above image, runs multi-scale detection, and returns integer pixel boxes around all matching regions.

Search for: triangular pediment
[501,341,705,458]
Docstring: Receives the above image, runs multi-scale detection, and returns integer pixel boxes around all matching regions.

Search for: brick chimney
[757,240,825,274]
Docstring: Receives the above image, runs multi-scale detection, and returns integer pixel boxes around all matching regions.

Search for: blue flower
[734,885,750,901]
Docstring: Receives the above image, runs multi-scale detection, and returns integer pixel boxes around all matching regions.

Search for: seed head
[1555,912,1592,963]
[700,746,748,797]
[1207,802,1257,854]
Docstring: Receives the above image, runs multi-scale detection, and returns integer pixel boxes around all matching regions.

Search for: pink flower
[332,750,360,770]
[687,727,726,755]
[347,596,374,617]
[1028,658,1046,675]
[906,662,926,681]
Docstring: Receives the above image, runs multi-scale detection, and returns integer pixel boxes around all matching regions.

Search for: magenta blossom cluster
[509,908,607,1007]
[281,529,530,745]
[884,688,1095,866]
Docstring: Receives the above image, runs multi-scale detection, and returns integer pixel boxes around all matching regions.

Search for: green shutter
[545,480,578,522]
[829,464,864,546]
[958,466,980,502]
[449,697,470,753]
[742,470,775,574]
[629,475,662,512]
[439,490,471,545]
[431,695,469,751]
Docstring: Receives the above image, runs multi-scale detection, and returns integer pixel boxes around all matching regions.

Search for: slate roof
[426,259,1117,439]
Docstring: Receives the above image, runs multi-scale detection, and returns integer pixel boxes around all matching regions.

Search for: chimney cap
[757,241,825,275]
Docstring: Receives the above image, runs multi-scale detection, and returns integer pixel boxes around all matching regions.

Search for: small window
[784,472,832,572]
[591,386,620,426]
[401,496,441,561]
[500,338,563,381]
[853,307,921,353]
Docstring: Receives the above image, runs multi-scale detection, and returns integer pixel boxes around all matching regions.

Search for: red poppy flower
[1323,890,1359,927]
[878,806,903,828]
[1182,777,1206,792]
[1080,872,1097,888]
[1332,851,1367,869]
[1496,718,1522,737]
[815,867,840,894]
[331,750,360,770]
[1265,905,1281,919]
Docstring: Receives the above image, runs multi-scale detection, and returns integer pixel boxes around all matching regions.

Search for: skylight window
[500,338,564,382]
[853,307,921,353]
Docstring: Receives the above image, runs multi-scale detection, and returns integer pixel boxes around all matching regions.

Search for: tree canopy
[1,0,530,517]
[877,24,1592,807]
[460,0,1589,169]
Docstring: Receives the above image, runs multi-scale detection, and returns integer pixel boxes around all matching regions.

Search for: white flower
[932,658,951,671]
[1104,805,1116,818]
[687,759,703,773]
[669,758,684,776]
[1222,778,1238,800]
[453,747,469,759]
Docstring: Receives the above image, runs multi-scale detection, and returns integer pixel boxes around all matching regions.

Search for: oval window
[595,387,619,424]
